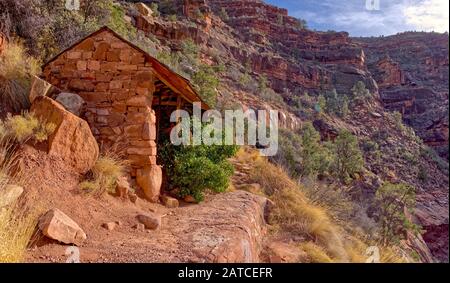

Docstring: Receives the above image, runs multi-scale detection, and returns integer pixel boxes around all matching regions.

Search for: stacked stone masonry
[42,29,160,197]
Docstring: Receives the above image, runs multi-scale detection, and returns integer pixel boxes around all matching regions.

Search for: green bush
[192,64,223,108]
[375,182,417,245]
[107,3,137,40]
[300,123,333,179]
[417,165,428,182]
[421,146,449,174]
[150,3,160,17]
[329,130,364,183]
[350,81,371,106]
[323,89,349,118]
[270,128,303,178]
[159,127,238,202]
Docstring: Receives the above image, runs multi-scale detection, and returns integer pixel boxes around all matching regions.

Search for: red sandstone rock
[39,209,87,246]
[31,96,99,174]
[136,165,162,202]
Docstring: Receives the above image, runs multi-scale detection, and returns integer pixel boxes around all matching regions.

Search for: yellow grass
[3,112,56,144]
[299,242,333,263]
[246,152,349,262]
[0,202,39,262]
[0,136,40,263]
[0,40,39,113]
[81,151,128,196]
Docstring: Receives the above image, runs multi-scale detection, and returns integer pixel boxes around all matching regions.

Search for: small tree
[149,3,160,17]
[300,122,332,179]
[315,95,326,114]
[375,182,417,245]
[324,89,349,118]
[330,130,364,183]
[350,81,371,106]
[258,75,268,93]
[271,128,303,178]
[192,64,223,108]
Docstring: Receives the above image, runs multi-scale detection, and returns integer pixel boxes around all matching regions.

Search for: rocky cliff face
[356,33,449,160]
[208,0,377,96]
[125,0,449,261]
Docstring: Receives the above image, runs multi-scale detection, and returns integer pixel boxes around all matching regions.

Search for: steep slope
[1,0,448,262]
[356,33,449,160]
[126,0,448,261]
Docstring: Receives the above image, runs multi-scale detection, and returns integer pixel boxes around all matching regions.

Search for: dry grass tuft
[0,202,40,262]
[380,246,407,263]
[1,112,56,144]
[80,151,128,196]
[0,135,40,263]
[0,40,40,113]
[247,153,349,262]
[299,242,333,263]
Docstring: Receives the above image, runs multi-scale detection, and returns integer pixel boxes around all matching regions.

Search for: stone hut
[42,26,208,202]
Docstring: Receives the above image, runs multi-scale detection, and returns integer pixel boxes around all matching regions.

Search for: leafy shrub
[389,111,406,133]
[421,146,449,174]
[361,139,379,153]
[150,3,160,17]
[158,0,180,15]
[299,123,333,179]
[350,81,371,106]
[315,95,326,114]
[181,39,200,65]
[2,112,56,144]
[159,127,238,202]
[192,64,223,108]
[329,130,364,183]
[375,182,417,245]
[168,14,177,22]
[107,3,137,40]
[157,50,182,72]
[270,128,303,178]
[80,151,127,196]
[323,89,349,118]
[417,165,428,182]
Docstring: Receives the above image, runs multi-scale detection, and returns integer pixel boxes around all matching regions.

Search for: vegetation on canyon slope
[0,0,448,262]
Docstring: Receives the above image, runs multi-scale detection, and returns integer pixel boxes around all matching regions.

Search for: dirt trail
[20,146,269,263]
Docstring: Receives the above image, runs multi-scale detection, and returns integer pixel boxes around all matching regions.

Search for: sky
[265,0,449,36]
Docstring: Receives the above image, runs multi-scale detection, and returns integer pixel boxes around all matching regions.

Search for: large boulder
[135,2,153,17]
[29,76,60,103]
[38,209,87,246]
[31,96,99,174]
[136,165,162,202]
[55,92,85,116]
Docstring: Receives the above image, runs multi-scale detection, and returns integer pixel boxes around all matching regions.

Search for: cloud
[270,0,449,36]
[404,0,449,32]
